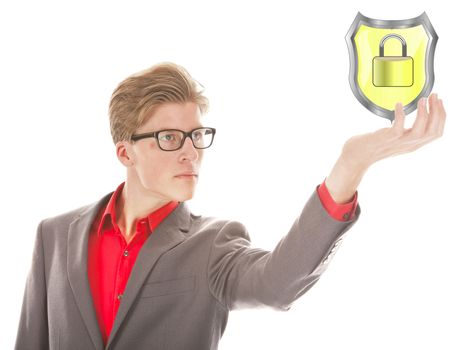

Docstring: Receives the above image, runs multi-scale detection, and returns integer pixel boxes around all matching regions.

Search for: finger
[412,97,429,137]
[428,93,438,116]
[426,94,443,136]
[437,99,447,137]
[392,102,405,133]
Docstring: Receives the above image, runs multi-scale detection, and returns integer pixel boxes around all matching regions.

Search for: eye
[192,130,203,141]
[159,132,178,142]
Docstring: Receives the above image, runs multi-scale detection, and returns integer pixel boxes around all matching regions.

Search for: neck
[116,178,171,240]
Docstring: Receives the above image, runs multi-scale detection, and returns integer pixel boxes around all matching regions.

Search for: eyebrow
[157,125,204,131]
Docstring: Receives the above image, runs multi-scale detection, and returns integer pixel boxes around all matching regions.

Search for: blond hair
[109,62,209,144]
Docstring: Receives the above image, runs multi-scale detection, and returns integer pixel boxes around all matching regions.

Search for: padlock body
[372,56,414,87]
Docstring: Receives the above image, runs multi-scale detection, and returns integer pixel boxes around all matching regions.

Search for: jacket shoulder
[40,192,112,233]
[191,213,250,244]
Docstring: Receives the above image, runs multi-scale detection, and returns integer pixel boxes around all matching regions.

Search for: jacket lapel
[67,193,113,350]
[105,201,192,348]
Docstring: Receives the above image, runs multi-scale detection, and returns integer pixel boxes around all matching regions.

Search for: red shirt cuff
[316,178,358,221]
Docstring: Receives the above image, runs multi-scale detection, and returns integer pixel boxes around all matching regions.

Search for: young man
[15,62,446,350]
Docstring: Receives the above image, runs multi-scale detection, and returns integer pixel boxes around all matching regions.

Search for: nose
[179,136,199,162]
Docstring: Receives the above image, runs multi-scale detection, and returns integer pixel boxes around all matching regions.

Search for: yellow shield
[346,12,438,121]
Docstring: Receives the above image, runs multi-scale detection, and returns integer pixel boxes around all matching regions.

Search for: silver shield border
[345,12,438,121]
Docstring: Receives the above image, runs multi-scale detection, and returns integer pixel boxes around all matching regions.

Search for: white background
[1,0,475,349]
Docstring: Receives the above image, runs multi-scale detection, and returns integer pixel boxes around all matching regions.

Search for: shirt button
[117,294,123,300]
[342,212,350,220]
[123,250,129,257]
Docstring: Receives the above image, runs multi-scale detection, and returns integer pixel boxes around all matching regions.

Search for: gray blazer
[15,187,360,350]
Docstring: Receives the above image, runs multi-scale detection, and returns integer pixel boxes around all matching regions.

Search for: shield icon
[345,12,438,121]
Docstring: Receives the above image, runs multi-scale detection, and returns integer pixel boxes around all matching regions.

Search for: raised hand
[325,93,446,204]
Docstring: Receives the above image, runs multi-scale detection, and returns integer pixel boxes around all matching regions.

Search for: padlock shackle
[379,33,407,57]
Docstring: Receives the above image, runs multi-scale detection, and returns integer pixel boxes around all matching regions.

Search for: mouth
[175,173,198,179]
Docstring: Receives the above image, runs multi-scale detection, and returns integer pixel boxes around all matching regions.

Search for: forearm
[325,153,368,204]
[210,190,360,312]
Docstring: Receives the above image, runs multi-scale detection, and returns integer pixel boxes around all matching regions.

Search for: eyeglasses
[131,127,216,151]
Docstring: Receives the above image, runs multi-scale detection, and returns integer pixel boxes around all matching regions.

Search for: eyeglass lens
[157,128,214,150]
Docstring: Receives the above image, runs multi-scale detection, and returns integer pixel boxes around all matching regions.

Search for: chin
[174,192,194,202]
[171,187,196,202]
[144,184,194,203]
[169,179,197,202]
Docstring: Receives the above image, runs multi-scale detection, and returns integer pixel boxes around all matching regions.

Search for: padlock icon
[372,33,414,87]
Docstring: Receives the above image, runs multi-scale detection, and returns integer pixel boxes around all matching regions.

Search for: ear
[116,141,135,167]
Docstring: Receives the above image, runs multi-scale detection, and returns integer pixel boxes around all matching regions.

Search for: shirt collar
[97,182,179,236]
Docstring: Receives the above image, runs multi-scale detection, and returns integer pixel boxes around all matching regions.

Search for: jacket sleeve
[15,220,49,350]
[207,188,361,311]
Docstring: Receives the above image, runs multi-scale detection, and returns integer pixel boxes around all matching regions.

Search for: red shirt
[88,180,358,345]
[317,177,358,221]
[87,182,178,346]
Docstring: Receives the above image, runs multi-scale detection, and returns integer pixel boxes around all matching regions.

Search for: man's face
[121,102,204,202]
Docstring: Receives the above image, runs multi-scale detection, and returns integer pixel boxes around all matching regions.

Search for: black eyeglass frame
[130,127,216,151]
